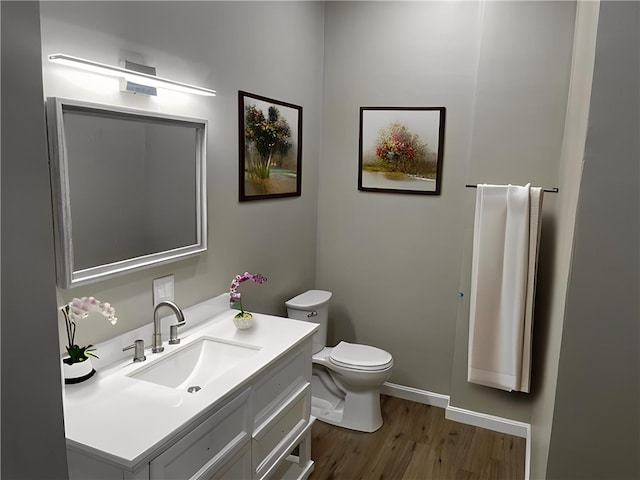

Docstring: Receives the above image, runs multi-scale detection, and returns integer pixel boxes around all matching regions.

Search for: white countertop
[63,302,317,471]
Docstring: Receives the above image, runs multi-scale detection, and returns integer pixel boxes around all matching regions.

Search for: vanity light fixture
[48,53,216,97]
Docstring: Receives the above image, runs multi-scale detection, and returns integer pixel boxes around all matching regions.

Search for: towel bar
[465,184,559,193]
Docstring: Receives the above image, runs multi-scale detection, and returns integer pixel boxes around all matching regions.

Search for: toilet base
[311,395,345,427]
[310,367,384,433]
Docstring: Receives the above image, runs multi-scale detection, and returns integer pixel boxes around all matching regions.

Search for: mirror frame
[46,97,208,288]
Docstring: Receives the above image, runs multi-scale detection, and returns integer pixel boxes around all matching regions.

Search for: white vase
[62,357,95,384]
[233,312,253,330]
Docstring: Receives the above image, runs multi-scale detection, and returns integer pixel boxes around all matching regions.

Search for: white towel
[468,184,542,392]
[520,186,543,392]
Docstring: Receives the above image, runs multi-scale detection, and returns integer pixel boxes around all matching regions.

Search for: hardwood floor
[308,395,526,480]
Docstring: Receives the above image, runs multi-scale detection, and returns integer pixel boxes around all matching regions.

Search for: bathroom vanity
[64,302,317,480]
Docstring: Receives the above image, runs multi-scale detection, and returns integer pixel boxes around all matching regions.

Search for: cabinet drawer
[199,441,251,480]
[150,389,251,480]
[253,343,310,431]
[253,383,311,479]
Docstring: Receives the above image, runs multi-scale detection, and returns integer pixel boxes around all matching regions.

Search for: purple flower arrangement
[230,272,267,319]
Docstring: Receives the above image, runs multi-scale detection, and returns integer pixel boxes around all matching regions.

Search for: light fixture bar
[48,53,216,97]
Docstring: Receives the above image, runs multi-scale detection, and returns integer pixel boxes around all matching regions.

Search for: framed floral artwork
[238,91,302,201]
[358,107,446,195]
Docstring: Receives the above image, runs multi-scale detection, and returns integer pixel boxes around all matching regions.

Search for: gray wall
[546,1,640,478]
[448,1,575,420]
[5,2,634,476]
[317,1,575,423]
[1,2,69,478]
[318,0,483,394]
[529,2,601,476]
[39,1,326,351]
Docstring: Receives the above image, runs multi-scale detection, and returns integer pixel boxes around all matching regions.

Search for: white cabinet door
[253,383,310,476]
[150,389,251,480]
[251,340,313,480]
[206,442,252,480]
[253,346,309,432]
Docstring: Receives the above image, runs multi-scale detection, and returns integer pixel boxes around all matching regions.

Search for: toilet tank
[285,290,332,354]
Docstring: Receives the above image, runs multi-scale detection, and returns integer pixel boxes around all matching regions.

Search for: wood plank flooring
[308,395,526,480]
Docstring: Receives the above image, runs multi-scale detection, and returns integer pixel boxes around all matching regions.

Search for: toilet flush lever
[307,311,317,318]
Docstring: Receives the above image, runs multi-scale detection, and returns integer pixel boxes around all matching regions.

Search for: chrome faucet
[152,300,185,353]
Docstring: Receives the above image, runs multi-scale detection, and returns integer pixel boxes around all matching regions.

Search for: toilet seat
[328,342,393,371]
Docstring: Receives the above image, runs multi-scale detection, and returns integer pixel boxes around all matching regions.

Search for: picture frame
[358,106,446,195]
[239,91,302,201]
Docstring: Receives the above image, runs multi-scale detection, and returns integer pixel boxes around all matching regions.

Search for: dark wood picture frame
[239,91,302,201]
[358,106,446,195]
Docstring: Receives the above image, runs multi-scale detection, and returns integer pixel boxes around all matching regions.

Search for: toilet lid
[329,342,393,371]
[285,290,332,309]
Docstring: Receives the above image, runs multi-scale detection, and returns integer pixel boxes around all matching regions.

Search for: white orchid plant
[60,297,117,364]
[229,272,267,319]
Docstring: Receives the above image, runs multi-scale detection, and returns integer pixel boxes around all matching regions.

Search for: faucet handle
[123,339,146,362]
[169,321,187,345]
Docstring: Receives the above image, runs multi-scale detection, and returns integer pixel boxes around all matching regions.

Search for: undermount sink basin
[128,336,261,391]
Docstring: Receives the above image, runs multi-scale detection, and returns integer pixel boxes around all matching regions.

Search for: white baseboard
[382,382,529,437]
[381,382,531,480]
[444,404,529,438]
[381,382,450,408]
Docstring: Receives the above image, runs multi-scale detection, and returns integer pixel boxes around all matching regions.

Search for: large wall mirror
[46,97,207,288]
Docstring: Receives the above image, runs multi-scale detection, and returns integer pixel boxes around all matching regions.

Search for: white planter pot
[233,312,253,330]
[62,357,95,384]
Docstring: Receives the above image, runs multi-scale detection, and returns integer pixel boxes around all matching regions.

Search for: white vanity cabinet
[67,332,314,480]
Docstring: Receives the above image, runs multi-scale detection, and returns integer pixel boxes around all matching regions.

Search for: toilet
[286,290,393,433]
